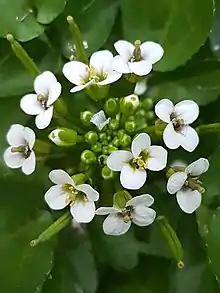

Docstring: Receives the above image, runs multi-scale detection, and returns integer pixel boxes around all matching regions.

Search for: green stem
[196,123,220,134]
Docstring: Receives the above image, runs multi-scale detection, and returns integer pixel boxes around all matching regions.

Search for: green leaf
[120,0,214,71]
[210,0,220,57]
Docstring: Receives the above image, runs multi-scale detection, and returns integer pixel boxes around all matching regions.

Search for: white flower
[155,99,199,152]
[167,158,209,214]
[20,71,62,129]
[107,133,167,190]
[3,124,36,175]
[63,50,122,93]
[112,40,164,76]
[96,194,156,235]
[44,169,99,223]
[90,110,111,130]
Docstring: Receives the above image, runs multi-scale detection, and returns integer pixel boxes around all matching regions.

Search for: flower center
[37,93,48,109]
[11,144,31,159]
[62,184,87,206]
[130,40,142,62]
[130,150,149,170]
[120,205,134,223]
[85,66,107,84]
[184,176,205,194]
[170,112,184,132]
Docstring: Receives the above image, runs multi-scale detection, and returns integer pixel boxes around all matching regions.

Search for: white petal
[34,71,57,95]
[170,160,187,168]
[179,125,199,152]
[44,185,68,210]
[131,133,151,158]
[47,82,62,107]
[90,50,113,74]
[155,99,173,123]
[35,106,53,129]
[131,206,156,226]
[107,150,133,171]
[128,60,152,76]
[167,172,187,194]
[70,200,95,223]
[49,169,74,185]
[90,110,110,130]
[176,188,201,214]
[120,165,147,190]
[185,158,209,176]
[163,123,181,149]
[76,184,99,201]
[126,194,154,207]
[22,151,36,175]
[24,127,35,149]
[97,71,122,86]
[103,213,131,235]
[3,147,25,168]
[6,124,25,146]
[147,146,167,171]
[63,61,89,85]
[20,94,44,115]
[114,40,134,60]
[174,100,199,124]
[134,78,147,95]
[96,207,119,215]
[70,80,95,93]
[112,55,131,74]
[140,41,164,64]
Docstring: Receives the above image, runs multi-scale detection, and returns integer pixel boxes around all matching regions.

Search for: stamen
[131,40,142,62]
[132,155,147,170]
[37,94,48,109]
[11,144,31,158]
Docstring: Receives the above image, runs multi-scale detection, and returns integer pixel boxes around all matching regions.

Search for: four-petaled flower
[96,194,156,235]
[44,169,99,223]
[62,50,122,93]
[167,158,209,214]
[4,124,36,175]
[112,40,164,76]
[107,133,167,190]
[155,99,199,152]
[20,71,62,129]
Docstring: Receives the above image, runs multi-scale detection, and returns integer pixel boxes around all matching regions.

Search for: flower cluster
[3,38,210,236]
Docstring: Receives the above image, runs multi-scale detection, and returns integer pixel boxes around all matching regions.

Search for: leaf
[120,0,214,71]
[210,0,220,57]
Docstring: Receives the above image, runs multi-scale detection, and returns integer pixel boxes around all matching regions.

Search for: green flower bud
[49,128,80,147]
[146,110,156,121]
[104,98,119,116]
[72,173,86,185]
[98,154,108,166]
[108,118,119,130]
[125,121,136,133]
[117,129,125,139]
[102,139,109,146]
[120,94,140,115]
[112,137,120,147]
[85,131,98,145]
[119,134,132,147]
[81,150,97,164]
[101,165,114,179]
[113,190,132,208]
[136,109,147,118]
[80,111,93,126]
[141,98,154,110]
[102,146,109,154]
[108,145,118,153]
[99,132,107,141]
[91,142,102,153]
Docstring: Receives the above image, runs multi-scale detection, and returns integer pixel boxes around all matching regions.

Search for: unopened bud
[49,128,79,146]
[112,137,120,147]
[125,121,136,133]
[98,154,108,166]
[99,132,107,141]
[101,165,114,179]
[91,142,102,153]
[85,131,98,145]
[80,111,93,126]
[108,118,119,130]
[108,145,118,154]
[120,94,140,115]
[146,110,155,121]
[81,150,97,164]
[104,98,119,116]
[72,173,86,185]
[119,134,132,147]
[141,98,154,110]
[113,190,132,208]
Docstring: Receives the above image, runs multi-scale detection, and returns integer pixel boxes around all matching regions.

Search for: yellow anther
[133,156,147,170]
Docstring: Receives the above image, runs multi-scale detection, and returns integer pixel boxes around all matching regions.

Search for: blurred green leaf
[34,0,66,24]
[120,0,214,71]
[210,0,220,57]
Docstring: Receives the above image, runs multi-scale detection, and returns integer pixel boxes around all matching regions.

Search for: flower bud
[113,190,132,208]
[80,111,93,126]
[72,173,86,185]
[84,131,98,145]
[98,154,108,166]
[99,132,107,141]
[141,98,154,110]
[104,98,119,116]
[120,94,140,115]
[117,129,125,139]
[125,121,136,133]
[101,165,114,179]
[91,142,102,153]
[112,137,120,147]
[108,145,118,154]
[108,118,119,130]
[81,150,97,164]
[102,146,109,155]
[146,110,156,121]
[49,128,79,146]
[119,134,132,147]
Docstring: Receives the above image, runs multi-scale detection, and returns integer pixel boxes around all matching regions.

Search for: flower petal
[103,213,131,235]
[34,71,57,95]
[120,165,147,190]
[24,127,35,149]
[185,158,209,176]
[70,200,95,223]
[179,125,199,152]
[174,100,199,124]
[107,150,133,171]
[155,99,173,123]
[147,146,167,171]
[163,122,181,149]
[49,169,74,185]
[90,50,113,74]
[97,71,122,86]
[63,61,89,85]
[96,207,120,215]
[20,94,44,115]
[90,110,110,130]
[126,194,154,207]
[114,40,134,60]
[47,82,62,106]
[131,206,156,226]
[128,60,152,76]
[167,172,187,194]
[112,55,131,74]
[70,80,95,93]
[35,106,53,129]
[22,151,36,175]
[140,41,164,64]
[44,185,68,210]
[6,124,25,146]
[76,184,99,201]
[3,147,25,168]
[176,188,201,214]
[131,133,151,158]
[134,78,147,95]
